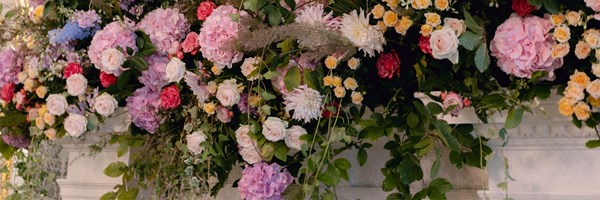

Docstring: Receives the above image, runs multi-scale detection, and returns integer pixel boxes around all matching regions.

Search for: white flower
[284,85,323,123]
[64,113,87,137]
[443,18,466,37]
[216,79,241,107]
[66,74,88,96]
[165,58,186,83]
[285,126,307,150]
[239,147,262,164]
[240,57,262,80]
[340,9,386,57]
[184,72,210,103]
[93,93,118,117]
[430,27,460,64]
[235,125,254,148]
[351,91,364,105]
[187,131,207,155]
[46,94,68,116]
[295,4,339,29]
[262,117,287,142]
[100,48,125,75]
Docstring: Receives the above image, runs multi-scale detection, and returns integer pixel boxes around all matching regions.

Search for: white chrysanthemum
[284,85,323,123]
[339,9,386,57]
[295,4,339,29]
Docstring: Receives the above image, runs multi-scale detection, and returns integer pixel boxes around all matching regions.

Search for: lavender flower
[72,10,102,29]
[126,87,162,133]
[2,132,31,148]
[0,48,22,88]
[237,162,293,200]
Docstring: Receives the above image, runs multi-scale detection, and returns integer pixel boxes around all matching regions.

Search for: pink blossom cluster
[137,8,189,55]
[138,55,170,92]
[126,87,162,133]
[0,48,21,88]
[198,5,244,69]
[237,162,293,200]
[88,20,137,73]
[490,14,563,80]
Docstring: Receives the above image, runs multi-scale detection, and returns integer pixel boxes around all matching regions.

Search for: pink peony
[160,84,181,109]
[137,8,189,55]
[181,32,200,55]
[88,20,137,76]
[376,50,401,79]
[63,62,83,79]
[197,1,216,21]
[100,71,117,88]
[198,5,245,69]
[585,0,600,12]
[490,14,563,80]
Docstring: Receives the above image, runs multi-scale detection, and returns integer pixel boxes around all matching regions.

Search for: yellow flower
[588,96,600,107]
[203,102,216,115]
[550,14,565,26]
[32,5,44,23]
[43,113,55,126]
[383,11,398,27]
[211,65,222,75]
[35,117,45,130]
[553,26,571,43]
[207,81,217,94]
[383,0,399,9]
[570,70,590,88]
[424,12,441,27]
[377,21,388,33]
[248,95,260,107]
[434,0,449,10]
[351,91,364,105]
[348,58,360,70]
[343,77,358,90]
[371,4,385,19]
[574,102,591,121]
[44,129,57,141]
[412,0,432,9]
[334,86,346,98]
[324,56,338,70]
[420,24,433,37]
[558,102,574,116]
[551,43,570,59]
[394,16,413,35]
[38,105,47,117]
[323,76,334,87]
[23,79,35,92]
[332,76,343,87]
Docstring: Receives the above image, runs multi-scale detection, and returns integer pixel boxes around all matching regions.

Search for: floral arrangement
[2,0,600,199]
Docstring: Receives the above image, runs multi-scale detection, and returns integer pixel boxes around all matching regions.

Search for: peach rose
[566,11,582,26]
[587,79,600,99]
[550,14,565,26]
[575,41,592,59]
[412,0,432,9]
[383,11,399,27]
[564,85,585,101]
[425,12,441,27]
[569,70,590,88]
[553,26,571,43]
[574,102,591,121]
[434,0,449,10]
[371,4,385,19]
[394,16,413,35]
[551,43,570,58]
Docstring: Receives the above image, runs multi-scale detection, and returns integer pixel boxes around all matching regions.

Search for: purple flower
[72,10,101,29]
[237,93,257,115]
[238,162,294,200]
[0,48,22,88]
[2,132,31,149]
[126,87,162,133]
[138,55,170,92]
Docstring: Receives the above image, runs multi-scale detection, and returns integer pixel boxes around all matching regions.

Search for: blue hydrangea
[48,21,99,45]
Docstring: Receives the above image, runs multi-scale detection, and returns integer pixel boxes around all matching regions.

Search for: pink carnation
[490,14,562,80]
[198,5,244,69]
[88,20,137,75]
[181,32,200,55]
[137,8,189,55]
[585,0,600,12]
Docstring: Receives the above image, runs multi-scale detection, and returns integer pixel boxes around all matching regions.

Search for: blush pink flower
[198,5,245,69]
[137,8,189,55]
[440,91,470,117]
[197,1,216,21]
[585,0,600,12]
[88,20,137,76]
[181,32,200,55]
[490,14,563,80]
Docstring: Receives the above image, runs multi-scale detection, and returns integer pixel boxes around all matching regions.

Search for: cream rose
[430,27,460,64]
[425,12,441,27]
[100,48,125,74]
[371,4,385,19]
[240,147,262,164]
[343,78,358,90]
[412,0,432,9]
[334,86,346,98]
[351,91,364,105]
[64,113,87,137]
[584,30,600,48]
[553,26,571,43]
[66,74,88,96]
[262,117,287,142]
[551,43,570,59]
[36,86,47,98]
[348,57,360,70]
[569,70,590,88]
[241,57,262,80]
[235,125,254,148]
[593,63,600,77]
[587,79,600,99]
[44,128,57,141]
[285,126,307,151]
[575,41,592,59]
[564,85,585,101]
[93,93,118,117]
[574,102,591,121]
[46,94,68,116]
[187,131,207,155]
[44,113,55,125]
[165,58,186,83]
[566,11,582,26]
[216,79,241,107]
[443,18,466,37]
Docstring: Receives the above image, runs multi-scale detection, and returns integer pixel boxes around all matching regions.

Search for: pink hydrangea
[585,0,600,12]
[126,87,162,133]
[137,8,189,55]
[490,14,563,80]
[88,20,137,75]
[138,55,170,92]
[0,48,21,88]
[198,5,244,69]
[237,162,293,200]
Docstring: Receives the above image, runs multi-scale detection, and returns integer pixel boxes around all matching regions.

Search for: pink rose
[441,91,469,117]
[160,85,181,109]
[430,27,460,64]
[100,71,117,88]
[376,50,401,79]
[419,36,432,55]
[63,62,83,79]
[1,83,14,102]
[585,0,600,12]
[197,1,216,21]
[216,106,233,123]
[181,32,200,55]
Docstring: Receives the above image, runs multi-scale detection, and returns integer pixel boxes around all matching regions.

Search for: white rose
[64,113,87,137]
[235,125,254,148]
[239,147,262,164]
[241,57,262,80]
[430,27,460,64]
[443,18,465,37]
[100,48,125,74]
[564,85,585,101]
[262,117,287,142]
[46,94,68,116]
[285,126,307,150]
[216,79,241,107]
[186,131,207,155]
[93,93,119,117]
[165,58,186,83]
[66,74,88,96]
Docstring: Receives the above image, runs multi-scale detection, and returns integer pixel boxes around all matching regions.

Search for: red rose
[197,1,216,21]
[160,85,181,109]
[1,83,15,102]
[376,50,401,79]
[100,71,117,88]
[322,101,340,118]
[63,63,83,79]
[419,36,432,55]
[181,32,200,55]
[512,0,536,16]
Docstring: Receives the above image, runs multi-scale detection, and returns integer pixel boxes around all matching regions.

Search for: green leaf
[407,112,420,128]
[100,192,117,200]
[116,187,138,200]
[125,57,149,71]
[266,6,282,26]
[429,178,453,194]
[496,181,508,190]
[277,39,295,53]
[243,0,267,12]
[103,161,127,178]
[261,91,276,101]
[459,31,483,51]
[317,171,335,186]
[284,0,296,10]
[357,148,367,166]
[463,9,483,34]
[434,120,460,151]
[333,158,351,170]
[274,143,288,161]
[586,140,600,149]
[360,126,384,140]
[475,43,490,72]
[504,109,525,129]
[543,0,560,14]
[382,177,397,192]
[116,70,131,89]
[284,66,301,91]
[283,184,303,200]
[263,71,279,80]
[528,0,543,8]
[430,149,441,180]
[117,142,129,157]
[426,102,443,115]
